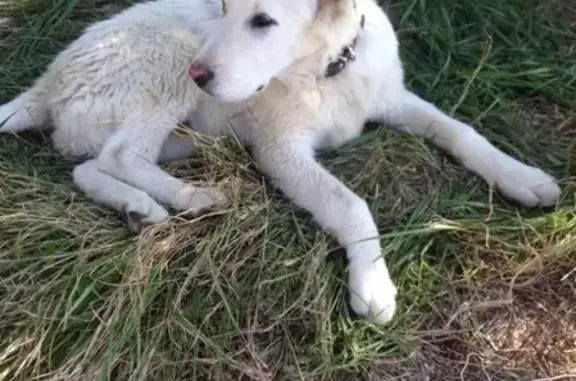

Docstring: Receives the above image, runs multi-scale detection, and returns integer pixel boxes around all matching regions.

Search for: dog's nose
[189,63,215,88]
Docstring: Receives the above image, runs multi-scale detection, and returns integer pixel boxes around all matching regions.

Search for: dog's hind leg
[0,85,48,133]
[73,159,170,231]
[157,133,197,163]
[97,113,227,216]
[375,89,561,207]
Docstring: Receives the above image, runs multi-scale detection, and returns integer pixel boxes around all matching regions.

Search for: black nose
[192,69,214,88]
[189,63,215,88]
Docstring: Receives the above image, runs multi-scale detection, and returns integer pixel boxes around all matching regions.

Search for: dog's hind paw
[176,185,228,217]
[122,195,170,232]
[348,258,397,325]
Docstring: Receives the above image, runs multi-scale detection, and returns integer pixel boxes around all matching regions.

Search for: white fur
[0,0,561,325]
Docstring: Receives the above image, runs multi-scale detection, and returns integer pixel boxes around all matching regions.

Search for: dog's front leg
[253,137,397,324]
[375,89,561,207]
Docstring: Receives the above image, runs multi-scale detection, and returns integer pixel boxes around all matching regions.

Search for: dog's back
[0,0,219,157]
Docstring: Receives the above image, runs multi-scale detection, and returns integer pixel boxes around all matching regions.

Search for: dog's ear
[316,0,357,19]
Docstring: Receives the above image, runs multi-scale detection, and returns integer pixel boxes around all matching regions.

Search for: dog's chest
[312,58,381,150]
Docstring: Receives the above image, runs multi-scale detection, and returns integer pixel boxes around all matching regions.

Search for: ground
[0,0,575,380]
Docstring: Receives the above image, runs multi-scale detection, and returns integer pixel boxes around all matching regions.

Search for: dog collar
[324,14,365,78]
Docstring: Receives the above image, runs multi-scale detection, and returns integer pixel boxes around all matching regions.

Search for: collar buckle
[324,14,365,79]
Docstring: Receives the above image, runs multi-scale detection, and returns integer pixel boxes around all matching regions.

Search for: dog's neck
[324,14,365,78]
[264,11,367,89]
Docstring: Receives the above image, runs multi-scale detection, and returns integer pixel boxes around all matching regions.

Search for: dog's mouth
[188,65,268,103]
[188,61,269,102]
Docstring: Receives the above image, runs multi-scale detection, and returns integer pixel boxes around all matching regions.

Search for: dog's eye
[250,13,277,29]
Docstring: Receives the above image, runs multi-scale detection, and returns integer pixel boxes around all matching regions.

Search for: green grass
[0,0,575,380]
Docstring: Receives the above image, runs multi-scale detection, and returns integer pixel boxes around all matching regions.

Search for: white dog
[0,0,561,325]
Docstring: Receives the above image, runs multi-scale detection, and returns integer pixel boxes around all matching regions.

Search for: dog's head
[190,0,362,103]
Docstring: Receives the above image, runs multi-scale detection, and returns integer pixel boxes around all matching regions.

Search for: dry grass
[0,0,575,380]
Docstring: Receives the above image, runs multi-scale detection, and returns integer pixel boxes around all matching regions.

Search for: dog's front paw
[454,135,560,207]
[348,258,397,325]
[492,158,560,208]
[177,185,228,216]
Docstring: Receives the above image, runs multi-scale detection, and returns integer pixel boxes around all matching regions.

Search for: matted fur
[0,0,561,325]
